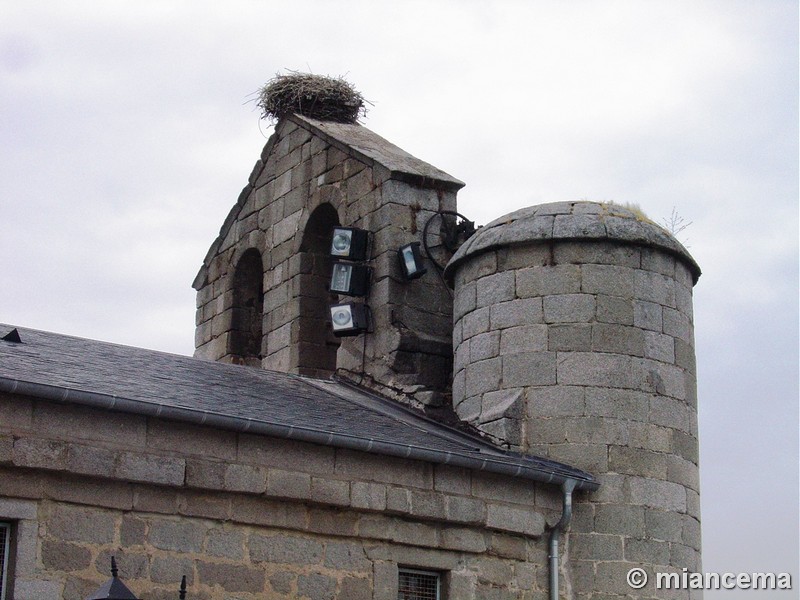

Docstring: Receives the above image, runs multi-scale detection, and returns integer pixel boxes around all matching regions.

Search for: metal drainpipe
[549,478,577,600]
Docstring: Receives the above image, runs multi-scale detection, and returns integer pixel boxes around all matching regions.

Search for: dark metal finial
[111,555,119,578]
[179,575,187,599]
[2,328,21,343]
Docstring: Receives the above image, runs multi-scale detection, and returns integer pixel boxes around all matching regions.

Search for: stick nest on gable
[256,72,368,124]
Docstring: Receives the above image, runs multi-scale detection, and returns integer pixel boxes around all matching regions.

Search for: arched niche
[297,203,341,377]
[229,248,264,365]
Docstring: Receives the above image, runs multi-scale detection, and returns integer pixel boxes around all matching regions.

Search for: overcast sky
[1,1,797,595]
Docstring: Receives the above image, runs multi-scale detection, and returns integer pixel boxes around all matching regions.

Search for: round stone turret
[445,200,702,597]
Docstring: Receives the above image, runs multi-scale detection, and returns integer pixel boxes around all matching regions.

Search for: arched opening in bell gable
[229,248,264,365]
[297,203,341,377]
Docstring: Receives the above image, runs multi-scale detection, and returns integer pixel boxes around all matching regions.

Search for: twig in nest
[256,71,370,124]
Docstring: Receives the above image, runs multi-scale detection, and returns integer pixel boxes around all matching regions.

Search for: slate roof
[0,324,597,491]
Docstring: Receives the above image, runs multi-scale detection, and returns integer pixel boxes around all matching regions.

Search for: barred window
[0,522,10,600]
[398,568,440,600]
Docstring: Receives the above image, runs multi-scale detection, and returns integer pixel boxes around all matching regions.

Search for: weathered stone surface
[250,534,323,565]
[231,495,307,529]
[462,306,491,339]
[440,526,487,553]
[486,504,545,536]
[224,463,267,493]
[465,357,503,396]
[310,477,350,506]
[120,515,146,547]
[335,450,432,490]
[629,477,687,512]
[633,299,663,331]
[557,352,633,388]
[267,469,311,499]
[297,573,336,600]
[206,527,244,559]
[543,294,595,323]
[67,443,115,477]
[476,271,516,306]
[499,324,547,354]
[324,541,371,571]
[594,503,645,538]
[385,487,410,514]
[516,265,581,297]
[547,443,608,473]
[350,481,387,511]
[548,323,592,352]
[433,466,471,495]
[502,352,557,387]
[591,323,645,356]
[489,298,543,329]
[609,446,668,479]
[41,539,93,571]
[13,578,63,600]
[338,576,372,600]
[34,403,147,447]
[239,436,335,474]
[644,330,676,363]
[48,504,116,544]
[13,437,68,470]
[470,331,501,361]
[527,385,585,417]
[148,519,205,553]
[595,294,634,325]
[645,509,684,543]
[635,269,677,308]
[147,420,236,460]
[150,555,193,584]
[116,452,184,486]
[197,561,266,593]
[445,496,485,524]
[570,533,623,560]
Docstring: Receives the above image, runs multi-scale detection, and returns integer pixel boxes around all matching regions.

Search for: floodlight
[329,303,370,337]
[397,242,427,280]
[330,227,369,261]
[330,262,371,296]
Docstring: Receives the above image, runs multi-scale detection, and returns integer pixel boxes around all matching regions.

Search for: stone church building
[0,111,701,599]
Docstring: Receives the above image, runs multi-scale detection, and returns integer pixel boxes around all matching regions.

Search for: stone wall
[0,392,563,599]
[193,116,460,404]
[448,201,701,599]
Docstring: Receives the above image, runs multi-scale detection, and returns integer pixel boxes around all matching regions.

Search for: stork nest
[256,72,368,124]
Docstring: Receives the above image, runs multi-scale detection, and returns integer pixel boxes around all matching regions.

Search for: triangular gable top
[292,114,465,191]
[194,114,464,285]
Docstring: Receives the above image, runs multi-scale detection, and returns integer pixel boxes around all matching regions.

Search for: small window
[398,568,440,600]
[0,522,10,600]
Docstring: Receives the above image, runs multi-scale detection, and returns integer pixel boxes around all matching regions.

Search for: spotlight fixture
[330,261,371,296]
[329,303,370,337]
[330,227,369,261]
[397,242,427,280]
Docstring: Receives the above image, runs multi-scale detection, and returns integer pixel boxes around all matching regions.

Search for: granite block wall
[193,116,459,405]
[448,201,702,599]
[0,393,561,599]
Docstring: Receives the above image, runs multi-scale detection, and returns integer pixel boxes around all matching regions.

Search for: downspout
[549,478,576,600]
